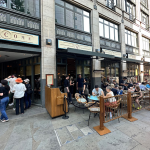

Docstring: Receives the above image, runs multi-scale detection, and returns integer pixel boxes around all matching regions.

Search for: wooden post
[123,92,138,122]
[93,96,111,135]
[128,92,132,119]
[100,96,104,130]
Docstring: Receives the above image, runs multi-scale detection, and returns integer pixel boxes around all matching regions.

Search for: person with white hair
[24,79,32,109]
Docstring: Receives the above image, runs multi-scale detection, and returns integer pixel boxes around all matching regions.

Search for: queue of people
[0,74,32,123]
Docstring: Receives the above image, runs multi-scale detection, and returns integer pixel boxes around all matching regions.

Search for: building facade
[1,0,150,107]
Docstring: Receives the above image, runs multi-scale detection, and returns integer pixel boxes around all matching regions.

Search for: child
[118,86,123,95]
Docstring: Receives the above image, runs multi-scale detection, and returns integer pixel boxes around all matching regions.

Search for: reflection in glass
[84,16,90,32]
[77,66,82,75]
[0,0,7,7]
[11,0,25,12]
[84,66,90,80]
[55,5,65,25]
[105,25,109,38]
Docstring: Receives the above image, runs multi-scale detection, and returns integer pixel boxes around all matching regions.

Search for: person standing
[82,78,89,102]
[69,77,74,98]
[0,80,10,122]
[13,78,26,115]
[76,74,84,94]
[64,75,72,103]
[5,74,17,106]
[24,79,32,109]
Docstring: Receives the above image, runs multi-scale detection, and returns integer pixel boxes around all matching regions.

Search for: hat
[24,79,30,83]
[15,78,23,83]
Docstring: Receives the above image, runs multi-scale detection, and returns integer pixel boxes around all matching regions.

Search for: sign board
[58,40,92,52]
[128,54,141,60]
[0,28,39,45]
[102,49,121,57]
[145,57,150,62]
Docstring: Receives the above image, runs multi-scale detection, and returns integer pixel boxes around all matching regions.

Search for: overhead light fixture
[96,49,100,53]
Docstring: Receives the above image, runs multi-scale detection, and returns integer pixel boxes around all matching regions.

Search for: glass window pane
[0,0,7,7]
[83,11,89,17]
[75,7,82,14]
[65,3,73,10]
[99,23,104,37]
[11,0,25,12]
[115,29,118,41]
[99,18,103,22]
[66,9,74,28]
[55,5,65,25]
[125,33,127,44]
[55,0,64,6]
[84,17,90,32]
[128,34,131,45]
[110,27,114,40]
[104,20,108,24]
[110,23,114,27]
[75,13,83,31]
[104,25,109,38]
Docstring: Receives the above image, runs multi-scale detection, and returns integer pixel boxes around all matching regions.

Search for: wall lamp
[46,39,52,45]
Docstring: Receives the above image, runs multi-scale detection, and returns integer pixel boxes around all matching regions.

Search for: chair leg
[88,112,91,126]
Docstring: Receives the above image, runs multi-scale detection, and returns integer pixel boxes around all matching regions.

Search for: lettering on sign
[102,49,121,57]
[58,40,92,52]
[0,28,39,45]
[128,54,141,60]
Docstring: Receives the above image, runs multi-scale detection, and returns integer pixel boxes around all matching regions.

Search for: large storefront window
[99,18,119,41]
[125,29,137,47]
[55,0,90,33]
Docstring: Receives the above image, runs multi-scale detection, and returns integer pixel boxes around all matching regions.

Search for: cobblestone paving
[1,105,150,150]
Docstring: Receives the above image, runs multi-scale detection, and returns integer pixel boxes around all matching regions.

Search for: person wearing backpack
[24,79,32,109]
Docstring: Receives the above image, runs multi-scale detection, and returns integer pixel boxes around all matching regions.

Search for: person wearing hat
[0,80,10,122]
[13,78,26,115]
[24,79,32,109]
[92,85,104,96]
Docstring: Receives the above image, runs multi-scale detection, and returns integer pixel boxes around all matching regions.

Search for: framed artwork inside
[46,74,54,85]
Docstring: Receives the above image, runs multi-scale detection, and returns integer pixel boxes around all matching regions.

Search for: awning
[67,48,115,58]
[122,58,143,63]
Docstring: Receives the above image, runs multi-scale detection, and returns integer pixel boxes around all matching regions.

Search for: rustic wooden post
[100,96,104,130]
[128,92,132,119]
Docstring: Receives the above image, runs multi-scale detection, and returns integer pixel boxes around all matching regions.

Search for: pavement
[0,105,150,150]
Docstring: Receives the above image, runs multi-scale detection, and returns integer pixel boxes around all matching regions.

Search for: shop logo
[1,30,11,39]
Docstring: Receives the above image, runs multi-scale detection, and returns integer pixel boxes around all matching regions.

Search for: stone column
[135,0,140,20]
[41,0,56,107]
[91,8,101,88]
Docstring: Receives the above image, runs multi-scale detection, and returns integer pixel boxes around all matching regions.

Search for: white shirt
[13,83,26,98]
[7,77,17,93]
[109,91,116,103]
[92,88,103,96]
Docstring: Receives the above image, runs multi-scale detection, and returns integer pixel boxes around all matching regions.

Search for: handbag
[84,88,89,95]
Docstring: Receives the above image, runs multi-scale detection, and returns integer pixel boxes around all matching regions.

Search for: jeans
[16,97,24,115]
[24,93,31,109]
[0,97,9,120]
[9,92,14,104]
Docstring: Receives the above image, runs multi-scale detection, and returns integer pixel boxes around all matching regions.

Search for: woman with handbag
[82,78,89,102]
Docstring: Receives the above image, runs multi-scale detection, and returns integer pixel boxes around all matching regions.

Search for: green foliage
[11,0,25,12]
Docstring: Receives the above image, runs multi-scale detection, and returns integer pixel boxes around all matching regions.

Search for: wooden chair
[86,102,100,126]
[140,91,150,108]
[75,93,87,113]
[105,98,121,122]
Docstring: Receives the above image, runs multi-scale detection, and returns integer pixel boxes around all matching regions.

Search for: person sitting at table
[133,85,143,110]
[140,82,147,91]
[118,86,123,95]
[103,86,116,118]
[146,82,150,89]
[110,84,118,96]
[92,85,104,97]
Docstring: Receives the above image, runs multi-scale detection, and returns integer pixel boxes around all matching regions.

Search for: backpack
[26,84,33,95]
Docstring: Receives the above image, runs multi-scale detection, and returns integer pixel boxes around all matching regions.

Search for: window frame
[99,17,119,42]
[141,11,149,28]
[125,29,137,47]
[142,37,150,51]
[141,0,148,8]
[55,0,91,33]
[106,0,117,9]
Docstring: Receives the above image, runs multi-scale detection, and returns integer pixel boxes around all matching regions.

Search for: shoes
[9,103,14,106]
[132,104,135,108]
[137,106,142,110]
[1,119,9,123]
[13,108,15,111]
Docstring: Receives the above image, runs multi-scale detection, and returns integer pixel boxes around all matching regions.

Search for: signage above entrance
[0,28,39,45]
[128,54,141,60]
[145,57,150,62]
[58,40,92,52]
[102,49,121,58]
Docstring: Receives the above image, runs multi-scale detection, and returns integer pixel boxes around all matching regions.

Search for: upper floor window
[106,0,116,9]
[0,0,40,18]
[124,0,136,20]
[55,0,90,33]
[99,18,119,41]
[141,0,148,8]
[142,37,149,51]
[141,11,149,28]
[125,29,137,47]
